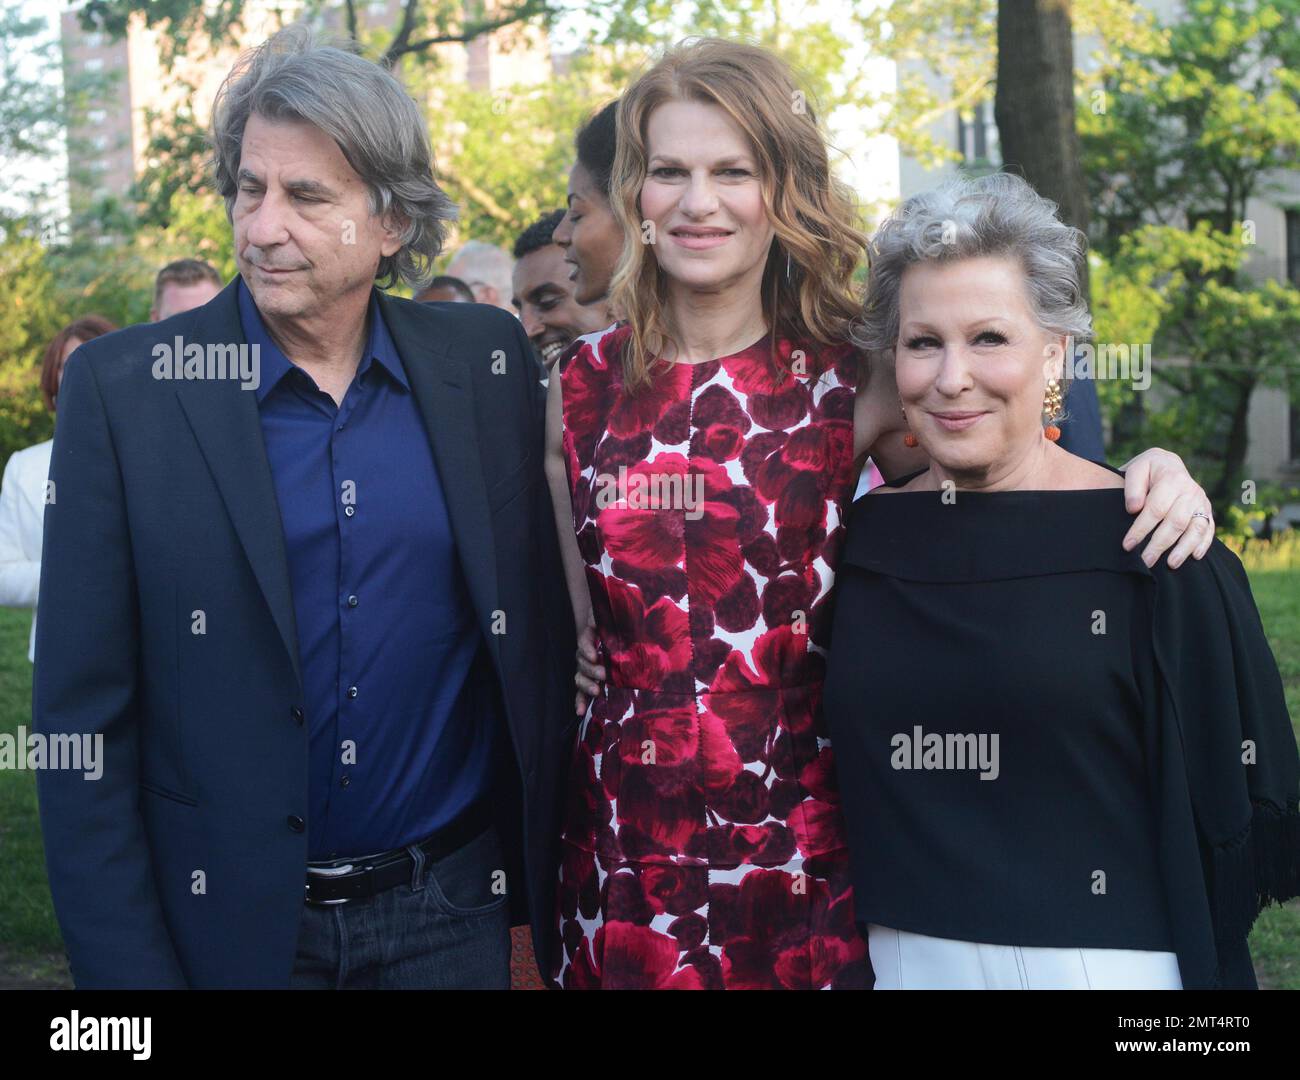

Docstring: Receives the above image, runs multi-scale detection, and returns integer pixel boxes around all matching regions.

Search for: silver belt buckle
[304,861,356,906]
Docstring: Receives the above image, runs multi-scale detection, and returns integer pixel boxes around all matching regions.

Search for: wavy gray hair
[210,24,455,290]
[853,172,1092,369]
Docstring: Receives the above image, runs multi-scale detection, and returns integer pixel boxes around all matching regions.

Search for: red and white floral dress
[553,324,872,990]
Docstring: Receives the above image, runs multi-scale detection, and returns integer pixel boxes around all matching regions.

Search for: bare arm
[853,356,928,483]
[545,371,605,714]
[545,370,592,634]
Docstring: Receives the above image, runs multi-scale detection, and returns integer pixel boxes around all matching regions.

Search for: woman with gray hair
[823,171,1299,989]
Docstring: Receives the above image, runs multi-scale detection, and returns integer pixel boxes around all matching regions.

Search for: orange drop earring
[1043,379,1063,442]
[901,402,918,447]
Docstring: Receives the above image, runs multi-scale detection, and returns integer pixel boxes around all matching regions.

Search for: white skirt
[868,924,1183,990]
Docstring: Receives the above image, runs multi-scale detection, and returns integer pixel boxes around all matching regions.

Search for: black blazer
[33,278,577,987]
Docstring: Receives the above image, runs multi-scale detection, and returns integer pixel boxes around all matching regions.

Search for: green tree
[852,0,1162,169]
[0,218,69,460]
[1081,0,1300,509]
[106,0,882,252]
[1082,0,1300,253]
[0,7,60,162]
[77,0,553,70]
[1094,225,1300,514]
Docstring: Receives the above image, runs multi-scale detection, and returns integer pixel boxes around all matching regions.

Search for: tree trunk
[1210,375,1258,518]
[994,0,1091,301]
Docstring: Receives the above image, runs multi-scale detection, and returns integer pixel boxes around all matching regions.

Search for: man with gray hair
[445,239,516,311]
[34,24,575,989]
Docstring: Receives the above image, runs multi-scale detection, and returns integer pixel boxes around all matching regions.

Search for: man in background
[150,258,224,321]
[511,210,612,375]
[414,275,475,303]
[445,240,515,311]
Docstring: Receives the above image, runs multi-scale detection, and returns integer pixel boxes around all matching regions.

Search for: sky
[0,0,68,223]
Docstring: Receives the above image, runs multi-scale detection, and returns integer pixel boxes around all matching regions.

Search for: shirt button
[347,595,359,608]
[340,776,350,788]
[344,505,356,517]
[347,686,358,699]
[290,706,304,725]
[287,815,305,833]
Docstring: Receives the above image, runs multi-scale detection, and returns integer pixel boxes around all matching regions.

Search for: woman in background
[0,315,117,663]
[553,100,623,316]
[823,172,1299,989]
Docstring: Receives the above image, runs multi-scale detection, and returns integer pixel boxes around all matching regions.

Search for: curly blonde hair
[609,38,868,392]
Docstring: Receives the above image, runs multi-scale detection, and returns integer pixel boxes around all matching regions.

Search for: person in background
[444,240,515,311]
[553,100,623,313]
[415,275,476,303]
[151,259,224,321]
[0,315,118,662]
[511,210,612,376]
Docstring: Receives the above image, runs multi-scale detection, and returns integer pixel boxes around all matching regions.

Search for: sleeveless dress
[553,323,871,990]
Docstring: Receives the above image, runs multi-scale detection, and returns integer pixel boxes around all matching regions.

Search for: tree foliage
[1082,0,1300,510]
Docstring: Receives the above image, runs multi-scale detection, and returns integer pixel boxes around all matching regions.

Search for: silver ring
[1190,510,1210,521]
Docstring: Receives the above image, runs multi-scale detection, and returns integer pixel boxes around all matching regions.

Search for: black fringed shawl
[1145,540,1300,988]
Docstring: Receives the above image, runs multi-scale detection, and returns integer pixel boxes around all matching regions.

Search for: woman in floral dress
[543,38,1215,991]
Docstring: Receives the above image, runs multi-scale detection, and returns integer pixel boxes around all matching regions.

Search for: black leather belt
[303,800,494,905]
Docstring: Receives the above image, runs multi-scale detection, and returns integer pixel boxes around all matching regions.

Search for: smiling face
[637,99,774,298]
[232,113,402,322]
[895,255,1065,482]
[512,242,610,369]
[553,161,623,305]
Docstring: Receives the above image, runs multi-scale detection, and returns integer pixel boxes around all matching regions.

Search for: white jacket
[0,439,52,662]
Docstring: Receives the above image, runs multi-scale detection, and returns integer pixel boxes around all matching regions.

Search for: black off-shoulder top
[822,468,1300,988]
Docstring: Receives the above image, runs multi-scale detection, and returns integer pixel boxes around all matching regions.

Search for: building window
[1286,209,1300,286]
[956,101,994,164]
[84,57,103,73]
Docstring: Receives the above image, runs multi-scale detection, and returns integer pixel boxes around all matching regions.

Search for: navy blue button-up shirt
[238,278,496,859]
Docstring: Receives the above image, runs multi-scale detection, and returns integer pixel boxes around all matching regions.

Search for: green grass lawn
[1246,567,1300,990]
[2,570,1298,990]
[0,607,70,987]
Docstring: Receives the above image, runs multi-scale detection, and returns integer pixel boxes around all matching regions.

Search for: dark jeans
[290,824,511,989]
